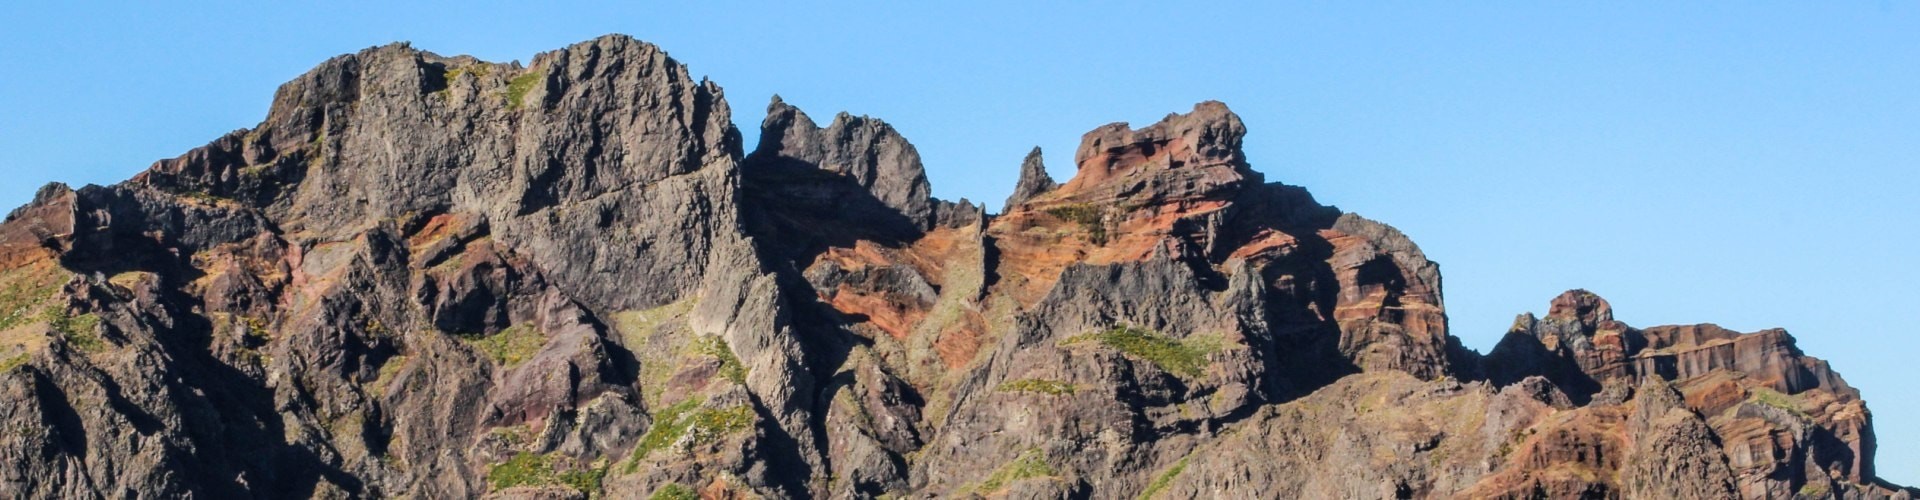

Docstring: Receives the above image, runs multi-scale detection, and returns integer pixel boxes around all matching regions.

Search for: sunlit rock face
[0,34,1909,499]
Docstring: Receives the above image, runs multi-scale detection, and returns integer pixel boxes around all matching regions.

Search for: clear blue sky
[4,1,1916,484]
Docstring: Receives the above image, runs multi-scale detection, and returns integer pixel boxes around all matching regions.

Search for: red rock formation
[1487,290,1885,494]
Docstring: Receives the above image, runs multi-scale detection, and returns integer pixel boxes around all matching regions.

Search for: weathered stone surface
[0,34,1910,500]
[1484,290,1903,498]
[1002,146,1056,213]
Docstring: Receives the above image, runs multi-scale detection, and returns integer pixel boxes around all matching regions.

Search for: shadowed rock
[0,34,1909,500]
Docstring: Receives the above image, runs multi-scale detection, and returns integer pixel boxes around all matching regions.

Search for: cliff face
[0,35,1909,499]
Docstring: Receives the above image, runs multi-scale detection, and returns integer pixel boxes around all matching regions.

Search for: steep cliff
[0,35,1909,499]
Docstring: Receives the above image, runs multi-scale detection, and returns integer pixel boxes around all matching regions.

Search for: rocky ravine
[0,35,1910,500]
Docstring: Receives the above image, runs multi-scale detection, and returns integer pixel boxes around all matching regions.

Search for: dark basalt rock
[0,34,1910,500]
[1002,147,1056,213]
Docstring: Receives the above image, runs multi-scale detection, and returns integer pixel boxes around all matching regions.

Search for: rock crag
[0,35,1910,499]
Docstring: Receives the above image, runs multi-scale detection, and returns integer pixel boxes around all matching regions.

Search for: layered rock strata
[0,35,1909,499]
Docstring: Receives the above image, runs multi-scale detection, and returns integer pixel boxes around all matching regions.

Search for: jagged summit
[1547,288,1617,326]
[1046,100,1258,206]
[1001,146,1055,213]
[0,34,1909,499]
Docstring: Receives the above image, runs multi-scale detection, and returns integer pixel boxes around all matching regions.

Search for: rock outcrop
[0,35,1910,499]
[1482,290,1887,498]
[1001,147,1056,213]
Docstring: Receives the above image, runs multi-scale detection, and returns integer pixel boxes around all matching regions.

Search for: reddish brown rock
[0,34,1909,500]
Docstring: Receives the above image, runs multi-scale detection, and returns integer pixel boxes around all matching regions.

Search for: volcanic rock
[0,35,1909,500]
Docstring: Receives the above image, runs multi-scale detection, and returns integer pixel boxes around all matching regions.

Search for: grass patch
[1748,387,1807,418]
[1064,326,1221,378]
[649,484,698,500]
[51,312,103,352]
[487,452,554,490]
[177,190,227,205]
[465,323,545,368]
[625,398,756,473]
[998,378,1076,396]
[1799,482,1830,498]
[612,299,696,344]
[107,271,151,290]
[507,70,544,109]
[306,128,330,169]
[689,405,754,440]
[1044,203,1108,244]
[628,397,699,470]
[486,452,606,496]
[444,64,491,82]
[1138,456,1190,499]
[974,449,1057,494]
[697,336,747,384]
[0,265,67,331]
[559,464,607,497]
[0,353,27,373]
[371,355,410,396]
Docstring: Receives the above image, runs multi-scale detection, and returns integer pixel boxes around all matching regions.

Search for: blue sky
[4,1,1916,484]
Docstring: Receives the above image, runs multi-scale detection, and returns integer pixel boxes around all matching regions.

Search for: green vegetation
[697,336,747,384]
[0,353,27,372]
[303,128,331,170]
[0,265,67,331]
[52,312,103,352]
[507,70,544,109]
[649,484,698,500]
[371,355,410,396]
[616,300,703,405]
[974,449,1057,494]
[465,323,546,368]
[997,378,1077,396]
[1799,482,1830,498]
[628,397,697,469]
[486,452,553,490]
[172,188,229,205]
[238,315,270,343]
[107,271,151,290]
[1138,456,1191,499]
[444,64,491,82]
[689,404,754,439]
[0,264,107,354]
[559,464,607,497]
[612,299,695,344]
[238,164,271,178]
[1496,427,1537,459]
[485,452,606,496]
[1044,203,1108,244]
[1064,326,1221,378]
[1748,387,1808,418]
[626,397,757,472]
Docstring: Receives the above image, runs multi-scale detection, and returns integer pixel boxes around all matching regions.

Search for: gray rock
[1002,146,1056,213]
[0,33,1909,500]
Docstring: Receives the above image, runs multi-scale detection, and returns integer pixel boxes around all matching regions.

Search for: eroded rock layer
[0,35,1909,499]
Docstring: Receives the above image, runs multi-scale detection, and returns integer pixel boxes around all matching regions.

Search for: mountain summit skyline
[0,34,1911,498]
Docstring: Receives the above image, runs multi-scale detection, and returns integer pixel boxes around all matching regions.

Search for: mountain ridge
[0,34,1909,499]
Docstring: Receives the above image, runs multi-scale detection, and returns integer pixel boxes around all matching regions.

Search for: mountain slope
[0,35,1909,499]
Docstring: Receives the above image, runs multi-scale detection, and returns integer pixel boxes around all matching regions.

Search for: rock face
[1001,147,1055,213]
[0,35,1910,499]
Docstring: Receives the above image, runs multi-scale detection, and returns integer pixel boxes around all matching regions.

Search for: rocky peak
[0,34,1910,500]
[1049,100,1257,206]
[1485,290,1885,490]
[1001,146,1055,212]
[1547,289,1615,328]
[747,95,935,228]
[126,34,739,312]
